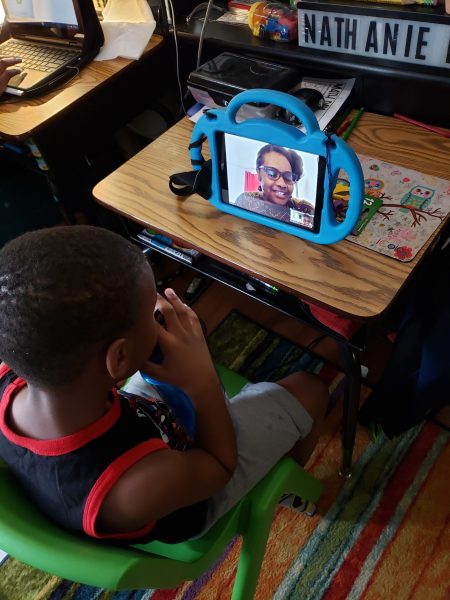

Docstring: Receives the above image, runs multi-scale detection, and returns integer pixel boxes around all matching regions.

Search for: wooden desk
[93,111,450,474]
[93,112,450,320]
[0,35,164,224]
[0,35,163,141]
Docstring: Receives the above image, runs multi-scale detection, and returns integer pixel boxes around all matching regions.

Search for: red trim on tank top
[0,364,11,379]
[83,438,169,539]
[0,381,122,456]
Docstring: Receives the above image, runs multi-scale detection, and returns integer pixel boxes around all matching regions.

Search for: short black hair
[0,226,150,387]
[256,144,303,180]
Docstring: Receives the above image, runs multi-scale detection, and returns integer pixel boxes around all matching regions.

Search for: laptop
[0,0,103,97]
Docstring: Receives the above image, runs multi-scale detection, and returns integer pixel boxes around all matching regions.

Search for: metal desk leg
[337,341,361,478]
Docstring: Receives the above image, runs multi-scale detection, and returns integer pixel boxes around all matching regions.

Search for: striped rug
[1,312,449,600]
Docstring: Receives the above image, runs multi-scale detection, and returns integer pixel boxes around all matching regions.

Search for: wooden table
[0,35,163,141]
[93,111,450,474]
[0,35,164,223]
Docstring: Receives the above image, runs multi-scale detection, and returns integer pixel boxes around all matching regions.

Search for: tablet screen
[219,132,325,232]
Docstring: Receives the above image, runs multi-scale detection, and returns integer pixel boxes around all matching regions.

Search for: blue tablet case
[189,89,364,244]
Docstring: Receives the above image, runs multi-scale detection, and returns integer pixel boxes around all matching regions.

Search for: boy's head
[0,226,157,388]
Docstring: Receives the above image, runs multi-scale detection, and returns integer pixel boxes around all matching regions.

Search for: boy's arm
[98,289,238,533]
[142,289,238,475]
[98,445,233,532]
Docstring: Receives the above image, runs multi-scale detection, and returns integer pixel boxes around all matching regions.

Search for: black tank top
[0,364,207,543]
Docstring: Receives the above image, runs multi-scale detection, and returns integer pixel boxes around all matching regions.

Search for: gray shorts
[200,381,313,533]
[123,374,313,535]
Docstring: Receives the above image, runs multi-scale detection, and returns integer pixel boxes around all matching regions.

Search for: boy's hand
[141,288,220,399]
[0,57,22,95]
[139,288,237,485]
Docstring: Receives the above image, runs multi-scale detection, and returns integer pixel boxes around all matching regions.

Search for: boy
[0,226,328,543]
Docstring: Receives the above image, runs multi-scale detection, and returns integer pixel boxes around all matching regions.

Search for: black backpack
[359,243,450,438]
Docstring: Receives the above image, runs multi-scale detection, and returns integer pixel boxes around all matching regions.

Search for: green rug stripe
[1,557,61,600]
[273,426,420,599]
[298,428,423,600]
[208,310,327,383]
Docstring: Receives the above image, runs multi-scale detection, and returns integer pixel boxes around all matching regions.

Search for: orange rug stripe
[363,429,450,600]
[320,424,441,600]
[409,512,450,600]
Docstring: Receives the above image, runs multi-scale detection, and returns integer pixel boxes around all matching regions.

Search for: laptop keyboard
[0,40,77,73]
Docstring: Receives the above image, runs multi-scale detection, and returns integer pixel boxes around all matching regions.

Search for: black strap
[169,159,212,199]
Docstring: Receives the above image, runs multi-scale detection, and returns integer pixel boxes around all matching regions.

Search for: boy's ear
[105,338,130,380]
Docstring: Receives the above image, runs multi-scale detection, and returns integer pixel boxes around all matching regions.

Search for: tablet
[185,89,364,244]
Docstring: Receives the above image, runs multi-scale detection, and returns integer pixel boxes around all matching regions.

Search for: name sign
[298,8,450,70]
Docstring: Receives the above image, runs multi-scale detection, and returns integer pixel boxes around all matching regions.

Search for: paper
[95,0,156,61]
[217,11,249,25]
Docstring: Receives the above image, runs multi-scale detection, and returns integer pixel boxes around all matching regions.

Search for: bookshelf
[170,0,450,127]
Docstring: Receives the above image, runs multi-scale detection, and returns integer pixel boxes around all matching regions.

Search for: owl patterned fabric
[343,155,450,262]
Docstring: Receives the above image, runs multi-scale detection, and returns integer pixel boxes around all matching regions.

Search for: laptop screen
[1,0,82,36]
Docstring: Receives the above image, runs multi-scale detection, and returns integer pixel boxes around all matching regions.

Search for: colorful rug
[1,312,449,600]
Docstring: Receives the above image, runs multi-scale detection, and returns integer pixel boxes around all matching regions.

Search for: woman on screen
[235,144,314,225]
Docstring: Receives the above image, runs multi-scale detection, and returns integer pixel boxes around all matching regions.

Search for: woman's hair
[0,226,150,387]
[256,144,303,180]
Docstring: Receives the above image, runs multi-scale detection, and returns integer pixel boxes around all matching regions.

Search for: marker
[342,108,365,141]
[336,119,351,136]
[248,276,279,296]
[393,113,450,139]
[151,232,174,246]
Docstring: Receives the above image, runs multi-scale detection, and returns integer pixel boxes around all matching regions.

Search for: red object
[394,246,413,261]
[245,171,260,192]
[228,1,252,9]
[393,113,450,139]
[336,119,351,136]
[305,301,361,340]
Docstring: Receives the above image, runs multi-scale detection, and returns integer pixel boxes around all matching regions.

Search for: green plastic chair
[0,365,323,599]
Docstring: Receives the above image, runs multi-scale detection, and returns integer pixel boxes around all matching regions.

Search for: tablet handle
[226,88,321,137]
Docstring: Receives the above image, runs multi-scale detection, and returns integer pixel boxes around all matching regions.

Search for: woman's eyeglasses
[259,165,300,183]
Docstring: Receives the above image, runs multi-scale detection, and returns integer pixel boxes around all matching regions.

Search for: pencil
[342,108,365,141]
[336,119,351,136]
[393,113,450,139]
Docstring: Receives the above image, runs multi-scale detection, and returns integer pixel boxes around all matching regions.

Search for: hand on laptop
[0,57,22,95]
